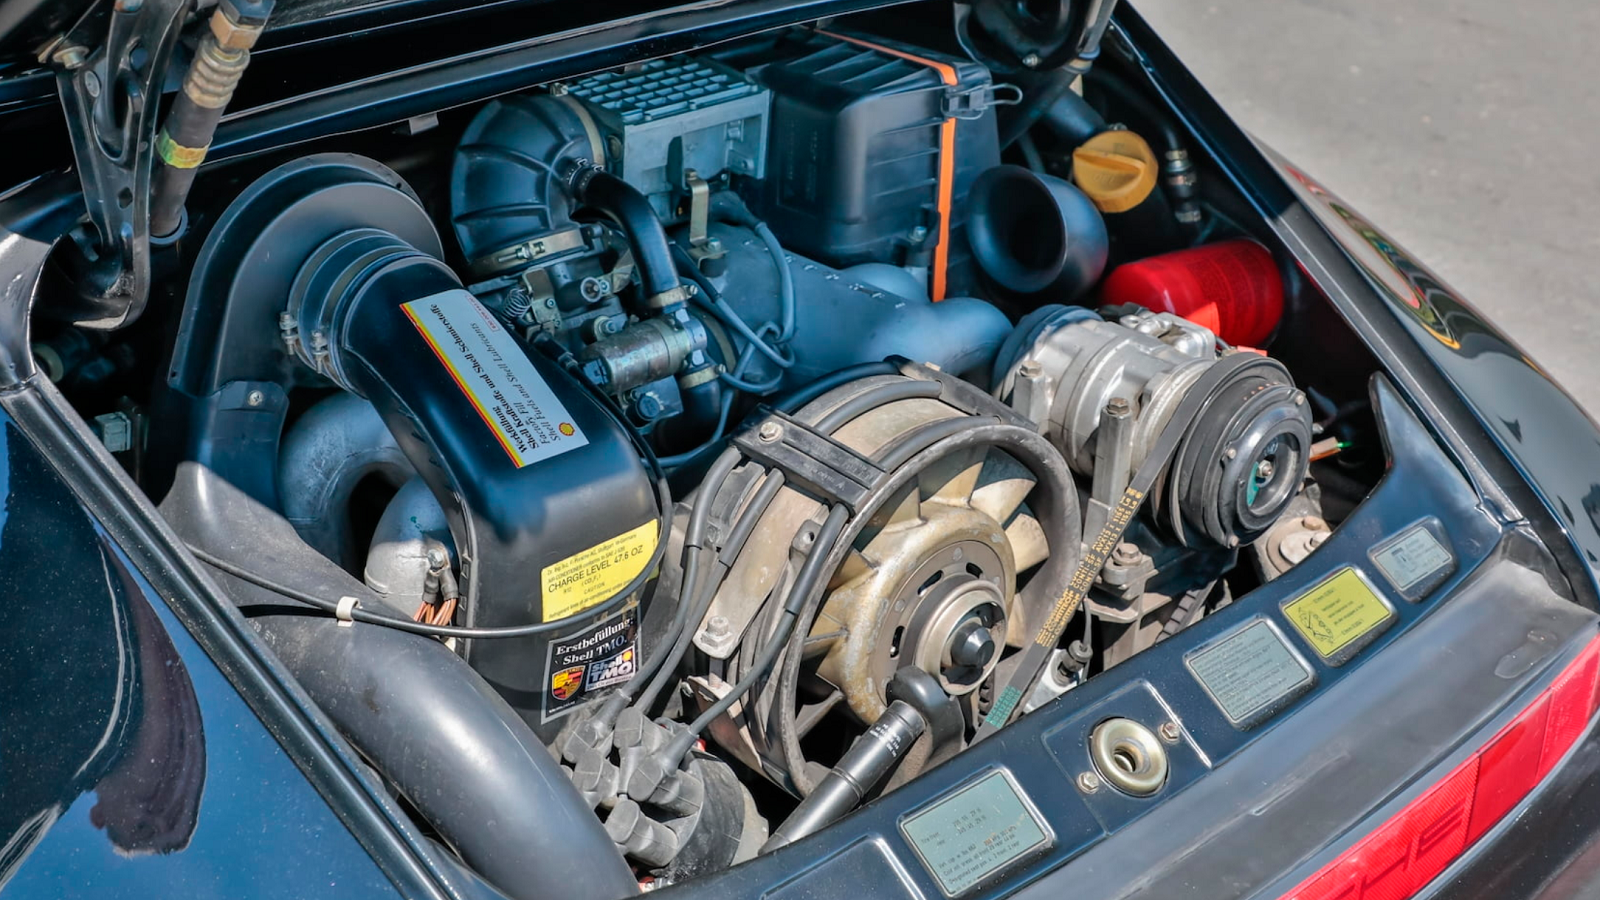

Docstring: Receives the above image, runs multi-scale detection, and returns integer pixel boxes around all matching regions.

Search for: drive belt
[973,352,1278,741]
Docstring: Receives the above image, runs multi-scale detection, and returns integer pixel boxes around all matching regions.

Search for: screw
[757,421,783,443]
[52,44,88,69]
[84,70,101,98]
[1018,359,1043,379]
[1159,721,1181,743]
[706,615,731,640]
[1224,447,1238,460]
[1293,392,1306,406]
[1112,542,1141,565]
[909,226,929,244]
[1106,396,1131,417]
[1077,771,1102,793]
[426,546,449,570]
[246,390,264,407]
[1022,53,1042,68]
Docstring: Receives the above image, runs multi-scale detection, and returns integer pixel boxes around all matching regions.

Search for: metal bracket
[732,411,887,512]
[48,0,192,329]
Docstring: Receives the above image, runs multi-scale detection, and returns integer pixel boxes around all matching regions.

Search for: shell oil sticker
[1281,567,1395,665]
[541,520,658,621]
[542,604,639,723]
[401,289,588,468]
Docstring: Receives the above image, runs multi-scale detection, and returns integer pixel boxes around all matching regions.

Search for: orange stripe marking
[819,30,958,301]
[402,304,525,466]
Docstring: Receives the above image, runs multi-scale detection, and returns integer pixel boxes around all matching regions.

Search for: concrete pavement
[1132,0,1600,412]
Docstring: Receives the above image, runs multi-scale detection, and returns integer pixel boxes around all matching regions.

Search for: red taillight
[1283,635,1600,900]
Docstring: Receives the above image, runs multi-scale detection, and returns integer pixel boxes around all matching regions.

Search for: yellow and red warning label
[401,290,587,468]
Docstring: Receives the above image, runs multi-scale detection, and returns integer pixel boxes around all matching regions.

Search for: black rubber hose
[160,463,638,900]
[569,169,681,301]
[1086,68,1184,155]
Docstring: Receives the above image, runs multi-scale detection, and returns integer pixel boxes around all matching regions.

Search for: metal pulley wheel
[681,366,1080,796]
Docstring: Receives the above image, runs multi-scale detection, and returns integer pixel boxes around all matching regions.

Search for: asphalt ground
[1133,0,1600,413]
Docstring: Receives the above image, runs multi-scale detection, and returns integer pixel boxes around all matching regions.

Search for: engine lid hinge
[44,0,193,330]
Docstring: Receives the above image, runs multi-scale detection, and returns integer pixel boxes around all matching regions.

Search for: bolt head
[757,421,783,443]
[635,393,663,419]
[1022,53,1042,68]
[1112,542,1141,564]
[1017,359,1044,379]
[1106,396,1132,416]
[1077,771,1101,793]
[1224,447,1238,460]
[1158,721,1181,743]
[245,390,265,407]
[53,45,88,69]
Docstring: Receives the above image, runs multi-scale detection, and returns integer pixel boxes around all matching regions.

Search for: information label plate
[1185,619,1314,727]
[900,770,1050,896]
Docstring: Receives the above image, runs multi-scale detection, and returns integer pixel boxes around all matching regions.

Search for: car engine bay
[23,2,1395,895]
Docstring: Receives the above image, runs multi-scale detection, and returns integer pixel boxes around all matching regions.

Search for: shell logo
[558,422,575,436]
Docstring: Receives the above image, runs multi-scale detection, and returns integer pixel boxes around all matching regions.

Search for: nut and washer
[757,421,783,443]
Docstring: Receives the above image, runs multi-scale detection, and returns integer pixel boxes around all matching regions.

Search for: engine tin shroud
[179,154,662,741]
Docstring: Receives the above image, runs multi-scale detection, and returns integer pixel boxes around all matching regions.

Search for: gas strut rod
[150,0,273,239]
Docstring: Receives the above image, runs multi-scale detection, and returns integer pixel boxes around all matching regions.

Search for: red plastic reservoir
[1099,239,1284,347]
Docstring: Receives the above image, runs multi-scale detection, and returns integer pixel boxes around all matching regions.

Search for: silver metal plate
[1371,520,1456,598]
[899,769,1050,896]
[1185,618,1315,728]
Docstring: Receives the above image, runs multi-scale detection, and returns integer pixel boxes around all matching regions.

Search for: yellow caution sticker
[1282,567,1394,661]
[541,521,657,621]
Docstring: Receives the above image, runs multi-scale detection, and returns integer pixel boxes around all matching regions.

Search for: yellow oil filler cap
[1072,130,1159,214]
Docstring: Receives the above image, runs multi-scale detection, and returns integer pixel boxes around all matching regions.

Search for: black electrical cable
[194,339,676,640]
[631,470,788,715]
[767,418,1082,793]
[811,379,942,434]
[771,361,901,414]
[591,446,746,727]
[673,244,794,368]
[188,476,667,640]
[661,503,851,766]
